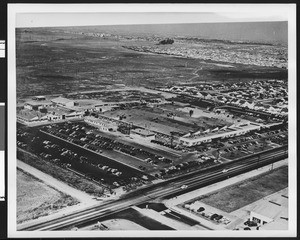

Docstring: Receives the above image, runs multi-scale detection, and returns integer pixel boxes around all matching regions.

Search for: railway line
[20,147,287,231]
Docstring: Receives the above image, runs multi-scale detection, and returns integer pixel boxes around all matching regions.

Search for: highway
[20,147,287,231]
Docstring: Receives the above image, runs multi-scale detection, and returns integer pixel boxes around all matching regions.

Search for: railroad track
[21,147,287,231]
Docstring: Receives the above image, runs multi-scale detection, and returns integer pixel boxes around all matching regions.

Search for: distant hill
[158,38,174,45]
[22,21,288,46]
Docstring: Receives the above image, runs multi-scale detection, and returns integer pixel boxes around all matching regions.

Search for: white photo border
[7,3,297,238]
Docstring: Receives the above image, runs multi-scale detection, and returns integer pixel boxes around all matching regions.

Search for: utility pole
[170,132,175,148]
[271,162,274,171]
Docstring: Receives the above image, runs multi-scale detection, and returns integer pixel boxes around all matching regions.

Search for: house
[196,92,204,98]
[280,107,288,114]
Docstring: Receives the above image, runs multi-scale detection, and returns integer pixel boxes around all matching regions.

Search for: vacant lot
[17,168,79,224]
[195,166,288,213]
[16,28,287,98]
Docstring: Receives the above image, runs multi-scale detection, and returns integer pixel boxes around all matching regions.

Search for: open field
[16,27,287,98]
[17,168,79,224]
[190,166,288,213]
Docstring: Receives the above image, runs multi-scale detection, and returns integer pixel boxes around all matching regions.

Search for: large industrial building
[179,122,262,147]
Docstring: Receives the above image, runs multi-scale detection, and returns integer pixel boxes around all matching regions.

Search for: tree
[189,109,194,117]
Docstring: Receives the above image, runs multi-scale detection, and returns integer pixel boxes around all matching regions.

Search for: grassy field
[17,168,79,224]
[194,166,288,213]
[17,149,105,197]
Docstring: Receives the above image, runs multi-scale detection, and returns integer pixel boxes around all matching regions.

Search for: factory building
[179,122,261,147]
[84,116,118,132]
[51,97,75,108]
[130,128,156,140]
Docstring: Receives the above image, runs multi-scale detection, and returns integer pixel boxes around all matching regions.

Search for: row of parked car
[266,133,288,145]
[223,141,261,153]
[150,139,182,150]
[159,160,206,177]
[184,203,231,225]
[42,122,172,167]
[17,128,130,185]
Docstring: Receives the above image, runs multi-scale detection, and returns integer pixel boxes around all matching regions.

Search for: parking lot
[190,125,289,161]
[17,117,287,190]
[39,121,178,172]
[17,125,153,189]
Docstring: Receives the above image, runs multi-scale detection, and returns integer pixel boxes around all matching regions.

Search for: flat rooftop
[17,109,47,120]
[103,108,196,136]
[25,100,52,106]
[252,188,288,230]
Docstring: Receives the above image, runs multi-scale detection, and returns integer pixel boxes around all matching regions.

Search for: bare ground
[17,168,79,224]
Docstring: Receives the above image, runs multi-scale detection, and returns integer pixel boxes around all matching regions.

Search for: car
[222,169,228,173]
[197,207,205,212]
[180,185,188,189]
[210,213,219,220]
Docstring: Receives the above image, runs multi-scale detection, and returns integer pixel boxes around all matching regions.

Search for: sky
[16,12,288,44]
[16,12,288,28]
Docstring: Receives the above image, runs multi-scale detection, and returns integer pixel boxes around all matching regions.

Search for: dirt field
[17,168,79,224]
[194,166,288,213]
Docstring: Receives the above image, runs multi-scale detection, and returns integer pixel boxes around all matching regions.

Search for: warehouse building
[179,122,261,147]
[130,128,156,140]
[51,97,75,108]
[250,188,288,230]
[24,100,52,110]
[84,116,118,132]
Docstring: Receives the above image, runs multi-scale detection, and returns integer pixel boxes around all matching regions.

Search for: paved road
[20,147,287,231]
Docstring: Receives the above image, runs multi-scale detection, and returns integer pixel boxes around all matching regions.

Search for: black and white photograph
[7,3,297,238]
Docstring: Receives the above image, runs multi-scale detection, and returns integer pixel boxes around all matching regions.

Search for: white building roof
[131,128,155,136]
[260,218,288,230]
[51,97,74,105]
[251,203,283,220]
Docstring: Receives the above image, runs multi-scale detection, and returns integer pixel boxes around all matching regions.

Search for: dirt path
[17,160,97,205]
